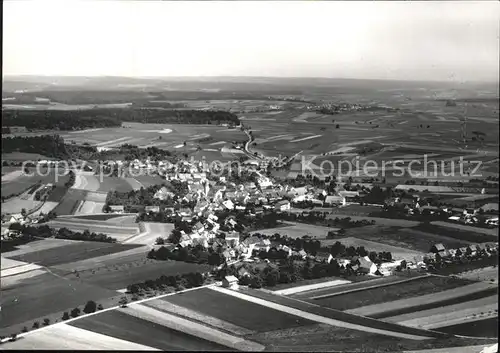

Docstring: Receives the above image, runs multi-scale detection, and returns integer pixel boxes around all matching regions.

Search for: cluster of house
[385,195,499,227]
[1,213,40,239]
[423,242,499,265]
[220,252,409,289]
[306,102,365,112]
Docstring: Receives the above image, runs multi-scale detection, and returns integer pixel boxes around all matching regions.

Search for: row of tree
[9,224,117,243]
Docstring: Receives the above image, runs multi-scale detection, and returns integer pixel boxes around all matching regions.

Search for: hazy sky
[3,0,499,82]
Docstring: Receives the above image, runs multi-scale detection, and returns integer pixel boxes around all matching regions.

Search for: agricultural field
[292,273,427,300]
[1,168,70,200]
[97,176,139,193]
[431,221,499,238]
[123,222,174,245]
[59,122,247,154]
[383,294,498,330]
[0,238,74,257]
[1,323,162,350]
[340,225,472,254]
[1,195,43,215]
[415,223,498,243]
[2,152,55,161]
[62,260,211,290]
[162,287,315,333]
[456,266,498,283]
[438,317,498,338]
[133,175,165,188]
[0,271,118,334]
[251,222,335,239]
[69,213,136,222]
[228,287,447,339]
[322,236,424,261]
[311,275,474,311]
[45,217,140,241]
[8,241,142,267]
[69,308,233,351]
[51,189,87,216]
[344,281,497,318]
[49,244,150,273]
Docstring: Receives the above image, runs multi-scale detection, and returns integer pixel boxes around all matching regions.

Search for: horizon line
[3,74,499,85]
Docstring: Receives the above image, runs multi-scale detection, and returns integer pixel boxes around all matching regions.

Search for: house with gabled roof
[358,256,377,274]
[298,249,307,259]
[424,252,436,263]
[456,247,468,258]
[430,243,446,253]
[324,195,346,206]
[275,200,291,212]
[467,244,479,256]
[225,232,240,247]
[222,275,238,289]
[109,205,125,214]
[315,252,334,264]
[145,206,160,213]
[436,249,452,262]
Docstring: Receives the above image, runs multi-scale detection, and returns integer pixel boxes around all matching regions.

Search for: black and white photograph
[1,0,498,351]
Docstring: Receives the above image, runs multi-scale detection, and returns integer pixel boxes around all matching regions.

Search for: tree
[83,300,97,314]
[249,276,263,288]
[119,296,128,308]
[62,312,70,320]
[43,318,50,326]
[155,237,165,245]
[9,333,17,342]
[21,326,29,333]
[70,307,81,318]
[32,321,40,329]
[97,304,104,311]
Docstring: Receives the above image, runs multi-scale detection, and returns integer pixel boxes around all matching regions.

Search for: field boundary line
[310,274,431,300]
[0,283,216,344]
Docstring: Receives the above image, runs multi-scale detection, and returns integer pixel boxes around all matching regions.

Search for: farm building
[430,243,446,253]
[222,275,239,289]
[324,195,346,206]
[315,252,334,264]
[436,250,452,261]
[467,244,479,256]
[225,232,240,247]
[108,205,125,214]
[358,256,377,274]
[274,200,291,212]
[145,206,160,213]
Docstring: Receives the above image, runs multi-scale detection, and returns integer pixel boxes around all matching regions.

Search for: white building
[222,275,239,289]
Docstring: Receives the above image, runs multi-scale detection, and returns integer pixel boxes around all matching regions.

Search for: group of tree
[3,108,240,131]
[2,135,69,159]
[126,271,207,295]
[105,181,190,213]
[2,109,121,131]
[147,245,225,266]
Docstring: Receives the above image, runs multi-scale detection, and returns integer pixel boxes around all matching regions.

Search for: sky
[3,0,499,82]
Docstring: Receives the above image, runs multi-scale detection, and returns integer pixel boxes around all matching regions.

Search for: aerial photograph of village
[1,1,498,352]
